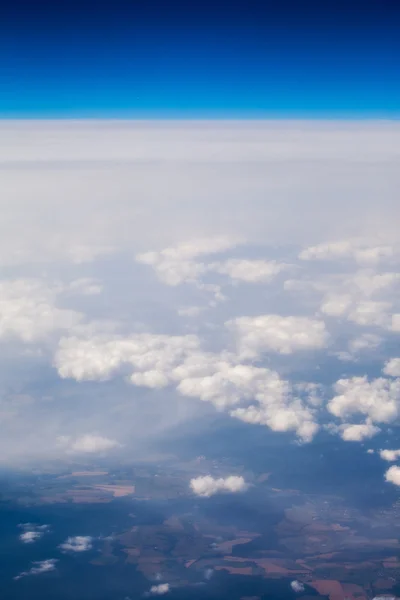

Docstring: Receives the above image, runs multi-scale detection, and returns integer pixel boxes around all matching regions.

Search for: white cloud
[384,359,400,377]
[210,259,286,283]
[385,465,400,486]
[379,449,400,462]
[57,434,120,454]
[291,580,305,593]
[0,279,82,343]
[14,559,58,580]
[59,536,93,552]
[149,584,170,596]
[19,531,41,544]
[55,333,200,383]
[227,314,328,357]
[328,377,400,425]
[340,421,380,442]
[18,523,49,544]
[190,475,248,497]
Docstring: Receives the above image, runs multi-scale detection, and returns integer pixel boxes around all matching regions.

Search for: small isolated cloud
[148,584,170,595]
[14,559,58,580]
[227,314,328,358]
[59,535,93,552]
[291,580,305,593]
[385,465,400,486]
[190,475,248,497]
[379,449,400,462]
[57,434,120,454]
[340,421,381,442]
[18,523,49,544]
[367,449,375,454]
[19,531,41,544]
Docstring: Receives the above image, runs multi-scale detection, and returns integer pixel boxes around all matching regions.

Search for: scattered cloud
[379,449,400,462]
[18,523,49,544]
[59,536,93,552]
[385,465,400,486]
[339,421,381,442]
[14,559,58,580]
[148,584,170,595]
[328,377,400,425]
[190,475,248,497]
[291,580,305,593]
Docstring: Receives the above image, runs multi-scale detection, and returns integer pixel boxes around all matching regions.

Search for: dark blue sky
[1,0,399,117]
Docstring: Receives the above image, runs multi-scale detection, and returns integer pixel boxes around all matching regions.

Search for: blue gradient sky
[1,0,399,117]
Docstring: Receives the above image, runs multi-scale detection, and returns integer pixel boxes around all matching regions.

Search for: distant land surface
[1,454,400,600]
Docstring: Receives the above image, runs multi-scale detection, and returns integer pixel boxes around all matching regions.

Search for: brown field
[215,566,253,575]
[216,538,254,553]
[309,579,344,600]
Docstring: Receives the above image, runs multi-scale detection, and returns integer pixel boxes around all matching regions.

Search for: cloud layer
[0,121,399,468]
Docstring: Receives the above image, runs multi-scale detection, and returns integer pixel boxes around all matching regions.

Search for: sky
[1,0,399,117]
[1,1,400,496]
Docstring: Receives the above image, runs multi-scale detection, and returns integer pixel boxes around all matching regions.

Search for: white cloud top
[190,475,248,497]
[385,465,400,486]
[149,584,170,595]
[59,536,93,552]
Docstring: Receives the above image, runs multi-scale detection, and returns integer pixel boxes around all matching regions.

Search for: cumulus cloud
[227,314,328,358]
[14,559,58,580]
[210,259,287,283]
[0,279,82,343]
[59,536,93,552]
[148,584,170,595]
[291,580,305,593]
[379,449,400,462]
[57,434,120,454]
[384,359,400,377]
[339,421,381,442]
[190,475,248,497]
[385,465,400,486]
[328,377,400,425]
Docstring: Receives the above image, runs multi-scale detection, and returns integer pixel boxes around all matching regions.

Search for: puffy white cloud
[385,465,400,486]
[328,377,400,425]
[149,584,170,595]
[59,536,93,552]
[0,279,82,343]
[210,259,286,283]
[14,559,58,580]
[227,314,328,357]
[57,434,120,454]
[55,333,200,382]
[136,236,239,287]
[339,422,380,442]
[291,581,305,593]
[384,359,400,377]
[379,449,400,462]
[190,475,248,497]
